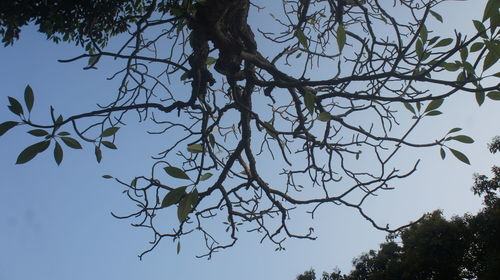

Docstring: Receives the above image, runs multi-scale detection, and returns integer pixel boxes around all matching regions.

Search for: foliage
[0,0,499,258]
[298,140,500,280]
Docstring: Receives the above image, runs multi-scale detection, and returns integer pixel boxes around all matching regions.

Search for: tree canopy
[0,0,499,258]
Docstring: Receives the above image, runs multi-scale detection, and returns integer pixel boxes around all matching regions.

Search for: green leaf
[8,97,23,116]
[28,129,48,137]
[16,140,50,164]
[448,128,462,134]
[483,51,498,71]
[419,24,428,43]
[199,173,213,181]
[100,127,120,138]
[440,147,446,159]
[451,135,474,144]
[88,54,101,67]
[476,91,485,106]
[429,10,443,23]
[317,112,333,122]
[24,85,34,113]
[434,38,453,48]
[487,91,500,100]
[177,195,193,222]
[101,141,117,149]
[443,62,460,72]
[0,121,18,136]
[403,103,416,115]
[460,47,468,62]
[425,99,444,113]
[296,30,308,48]
[161,186,187,208]
[304,92,315,115]
[337,24,346,52]
[449,148,470,165]
[61,137,82,149]
[164,166,191,180]
[180,72,190,81]
[470,42,484,52]
[209,134,215,148]
[177,241,181,255]
[190,189,199,208]
[485,40,500,58]
[102,175,113,179]
[54,142,63,165]
[483,0,497,22]
[263,122,278,139]
[415,39,424,59]
[206,56,217,66]
[95,145,102,163]
[425,110,442,116]
[473,20,487,38]
[57,131,70,136]
[187,143,204,153]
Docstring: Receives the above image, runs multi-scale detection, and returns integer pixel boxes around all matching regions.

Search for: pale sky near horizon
[0,1,498,280]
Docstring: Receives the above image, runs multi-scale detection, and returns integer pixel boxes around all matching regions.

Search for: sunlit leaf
[199,173,213,181]
[187,143,204,153]
[206,56,217,65]
[296,30,308,48]
[164,166,190,180]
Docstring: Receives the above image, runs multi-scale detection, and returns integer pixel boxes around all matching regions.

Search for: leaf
[263,122,278,139]
[102,175,113,179]
[473,20,487,38]
[88,54,101,67]
[100,127,120,138]
[164,166,190,180]
[449,148,470,165]
[425,99,444,113]
[487,91,500,100]
[483,51,498,71]
[177,241,181,255]
[24,85,34,113]
[403,103,416,115]
[434,38,453,48]
[296,30,308,48]
[304,92,315,115]
[8,97,23,116]
[443,62,460,72]
[180,72,190,81]
[470,42,484,52]
[199,173,213,181]
[317,112,333,122]
[177,195,193,222]
[440,147,446,159]
[206,56,217,66]
[448,128,462,134]
[95,145,102,163]
[460,47,468,62]
[161,186,187,208]
[419,24,428,43]
[209,134,215,148]
[16,140,50,164]
[54,142,63,165]
[101,141,117,149]
[425,110,442,116]
[483,0,497,22]
[415,39,424,59]
[61,137,82,149]
[429,10,443,23]
[57,131,70,136]
[28,129,48,137]
[476,91,485,106]
[451,135,474,144]
[337,24,346,52]
[187,143,204,153]
[190,189,199,207]
[0,121,18,136]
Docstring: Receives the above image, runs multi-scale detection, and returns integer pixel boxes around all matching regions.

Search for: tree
[298,138,500,280]
[0,0,499,258]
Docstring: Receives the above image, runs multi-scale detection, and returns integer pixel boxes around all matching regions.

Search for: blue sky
[0,1,498,280]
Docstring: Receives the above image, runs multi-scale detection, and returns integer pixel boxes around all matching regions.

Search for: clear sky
[0,1,498,280]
